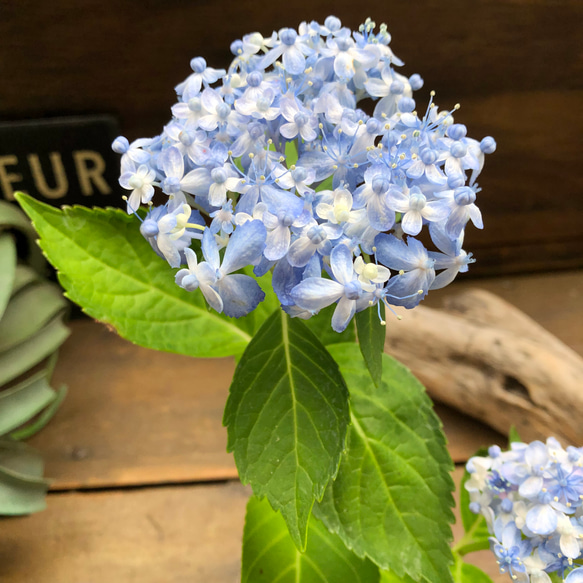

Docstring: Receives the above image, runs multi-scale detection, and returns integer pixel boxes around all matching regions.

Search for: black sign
[0,115,125,209]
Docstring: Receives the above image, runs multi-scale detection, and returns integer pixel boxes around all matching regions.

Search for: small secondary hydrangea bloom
[113,16,495,331]
[467,439,583,582]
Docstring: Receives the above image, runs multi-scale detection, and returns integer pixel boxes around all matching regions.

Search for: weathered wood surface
[1,1,582,275]
[27,320,503,491]
[29,320,240,489]
[2,264,578,581]
[0,468,507,583]
[424,269,583,355]
[0,481,251,583]
[26,269,581,490]
[387,288,583,444]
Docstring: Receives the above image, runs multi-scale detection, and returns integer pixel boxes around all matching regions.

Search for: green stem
[451,517,489,556]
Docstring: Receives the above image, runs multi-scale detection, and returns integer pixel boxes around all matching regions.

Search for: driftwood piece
[384,289,583,445]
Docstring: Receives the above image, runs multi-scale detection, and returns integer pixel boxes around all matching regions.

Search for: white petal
[401,211,423,236]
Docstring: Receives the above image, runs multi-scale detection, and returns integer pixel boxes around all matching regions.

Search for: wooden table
[0,270,581,582]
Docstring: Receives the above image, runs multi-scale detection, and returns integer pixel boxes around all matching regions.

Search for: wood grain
[0,481,251,583]
[1,0,582,274]
[29,319,239,489]
[386,291,583,444]
[424,269,583,355]
[0,469,507,583]
[27,270,581,490]
[28,318,502,491]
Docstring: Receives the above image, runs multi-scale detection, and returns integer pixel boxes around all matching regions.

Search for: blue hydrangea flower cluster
[112,16,496,331]
[467,439,583,582]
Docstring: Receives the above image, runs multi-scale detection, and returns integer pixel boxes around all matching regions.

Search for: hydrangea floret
[467,439,583,582]
[113,15,496,332]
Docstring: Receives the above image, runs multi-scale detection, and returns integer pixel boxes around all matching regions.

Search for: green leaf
[285,140,299,167]
[0,234,17,319]
[315,176,334,192]
[0,317,70,387]
[304,303,357,346]
[450,556,494,583]
[508,425,522,444]
[0,370,57,436]
[455,461,490,555]
[355,302,385,386]
[10,384,67,441]
[0,281,67,352]
[224,310,350,550]
[242,496,379,583]
[314,344,455,582]
[0,440,50,515]
[16,193,253,358]
[379,571,416,583]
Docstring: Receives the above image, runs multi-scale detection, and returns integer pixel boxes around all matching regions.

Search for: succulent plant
[0,200,69,515]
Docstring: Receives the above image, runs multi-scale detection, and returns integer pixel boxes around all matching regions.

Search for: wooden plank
[29,270,580,489]
[0,470,508,583]
[1,1,582,274]
[29,319,497,491]
[28,320,239,489]
[0,482,251,583]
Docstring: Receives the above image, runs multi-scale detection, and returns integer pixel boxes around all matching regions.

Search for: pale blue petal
[330,243,354,285]
[384,269,434,308]
[298,124,317,142]
[218,274,265,318]
[265,225,291,261]
[273,258,301,305]
[429,222,460,256]
[526,504,558,535]
[445,206,469,240]
[375,234,416,271]
[200,283,223,313]
[221,219,267,274]
[157,234,181,268]
[201,228,220,271]
[297,151,334,182]
[373,95,399,120]
[367,195,395,231]
[401,210,423,236]
[261,187,303,216]
[260,45,285,70]
[469,204,484,229]
[425,164,447,185]
[561,533,581,559]
[501,522,522,549]
[161,146,184,179]
[364,78,390,98]
[331,296,356,332]
[525,441,548,469]
[280,122,299,140]
[282,45,305,75]
[429,267,458,290]
[291,277,343,311]
[334,52,355,79]
[287,237,316,267]
[181,168,211,196]
[566,568,583,582]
